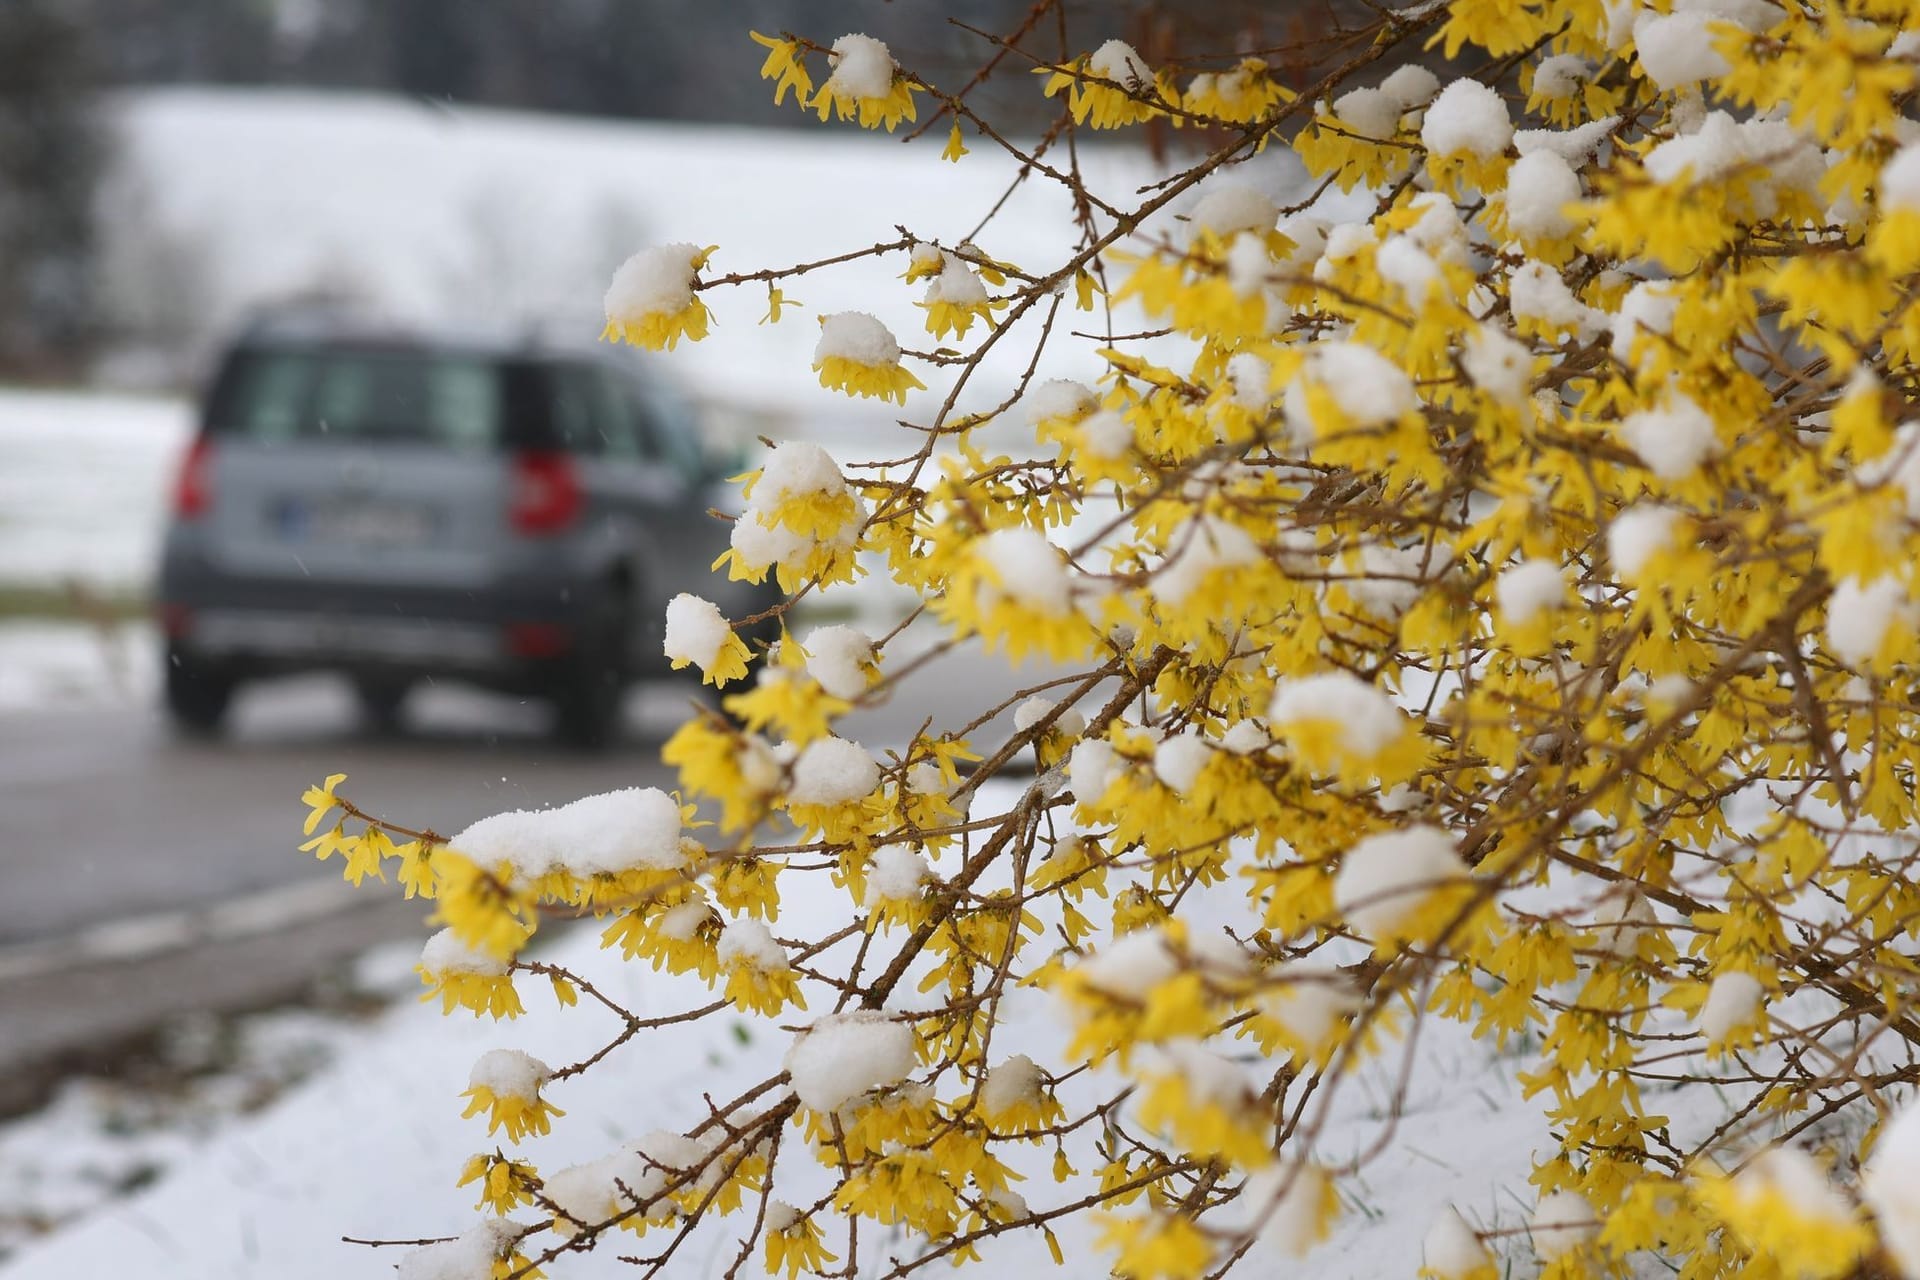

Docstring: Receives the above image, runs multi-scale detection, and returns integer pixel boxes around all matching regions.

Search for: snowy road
[0,636,1079,1103]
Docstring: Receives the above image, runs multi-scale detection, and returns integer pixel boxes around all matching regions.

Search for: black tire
[552,584,631,750]
[353,675,412,731]
[164,648,236,737]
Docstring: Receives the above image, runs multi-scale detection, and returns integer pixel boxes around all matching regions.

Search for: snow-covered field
[0,390,192,594]
[100,87,1243,422]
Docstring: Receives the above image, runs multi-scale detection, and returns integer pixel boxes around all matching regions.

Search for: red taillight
[503,621,571,659]
[158,602,193,639]
[508,451,582,535]
[173,436,214,518]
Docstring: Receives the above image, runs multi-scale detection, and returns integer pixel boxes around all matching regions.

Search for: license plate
[282,501,434,546]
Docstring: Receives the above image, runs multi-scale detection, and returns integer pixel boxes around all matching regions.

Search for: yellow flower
[1694,1148,1871,1280]
[810,33,918,132]
[419,926,524,1019]
[749,31,813,107]
[763,1203,837,1279]
[718,918,807,1016]
[1097,1212,1213,1280]
[662,593,754,688]
[458,1152,541,1215]
[812,311,925,403]
[460,1050,564,1143]
[431,851,539,963]
[601,243,717,352]
[760,284,798,325]
[942,120,969,161]
[1040,40,1164,129]
[300,772,347,835]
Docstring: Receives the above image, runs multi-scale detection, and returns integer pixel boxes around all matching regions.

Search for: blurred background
[0,1,1353,1269]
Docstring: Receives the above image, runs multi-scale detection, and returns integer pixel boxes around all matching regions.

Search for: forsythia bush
[303,3,1920,1277]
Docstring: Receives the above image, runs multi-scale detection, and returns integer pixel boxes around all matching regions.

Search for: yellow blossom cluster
[319,4,1920,1279]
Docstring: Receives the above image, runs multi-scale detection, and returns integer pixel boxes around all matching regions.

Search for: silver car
[156,317,775,746]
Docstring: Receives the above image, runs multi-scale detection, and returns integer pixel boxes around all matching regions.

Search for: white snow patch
[1189,183,1279,238]
[1508,260,1601,337]
[717,918,789,973]
[1619,392,1720,479]
[1828,576,1913,670]
[979,1054,1046,1116]
[1334,825,1466,940]
[1515,116,1619,164]
[662,593,733,671]
[1633,11,1732,88]
[1154,516,1261,606]
[1284,340,1419,437]
[1422,1206,1493,1278]
[452,787,685,878]
[420,928,508,978]
[1269,673,1407,758]
[467,1048,549,1100]
[1068,738,1124,802]
[1883,143,1920,215]
[1025,378,1098,424]
[398,1218,532,1280]
[814,311,903,367]
[1606,504,1680,579]
[1503,150,1582,240]
[1699,970,1765,1044]
[1013,695,1086,739]
[977,526,1076,616]
[1495,559,1567,626]
[1865,1096,1920,1278]
[603,242,703,322]
[1152,730,1213,795]
[1089,39,1152,89]
[1420,79,1512,159]
[1528,1189,1598,1260]
[1076,928,1179,1000]
[1331,86,1401,140]
[784,1011,916,1112]
[1462,324,1533,404]
[825,34,897,101]
[865,844,933,905]
[1610,279,1679,365]
[1379,65,1441,109]
[803,624,875,699]
[1079,408,1134,459]
[787,737,880,806]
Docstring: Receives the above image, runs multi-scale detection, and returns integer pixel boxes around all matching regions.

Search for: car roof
[230,307,621,367]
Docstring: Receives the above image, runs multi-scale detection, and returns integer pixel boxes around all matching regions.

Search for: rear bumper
[188,609,508,669]
[156,560,597,686]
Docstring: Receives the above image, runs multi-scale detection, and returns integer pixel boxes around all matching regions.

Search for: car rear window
[208,348,505,450]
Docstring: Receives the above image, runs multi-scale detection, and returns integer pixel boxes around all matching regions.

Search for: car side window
[586,366,663,463]
[546,365,599,454]
[631,377,711,485]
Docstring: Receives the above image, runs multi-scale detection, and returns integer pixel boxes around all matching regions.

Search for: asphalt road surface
[0,638,1087,1106]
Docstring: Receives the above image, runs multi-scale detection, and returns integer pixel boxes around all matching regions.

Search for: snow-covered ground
[0,621,155,712]
[0,390,192,594]
[0,808,1558,1280]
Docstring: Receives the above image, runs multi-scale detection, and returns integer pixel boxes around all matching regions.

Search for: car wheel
[164,647,236,737]
[552,585,630,750]
[353,676,412,731]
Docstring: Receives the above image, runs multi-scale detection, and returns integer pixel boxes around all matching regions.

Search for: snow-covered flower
[812,311,926,404]
[663,593,753,687]
[459,1049,563,1142]
[602,243,717,351]
[811,34,918,132]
